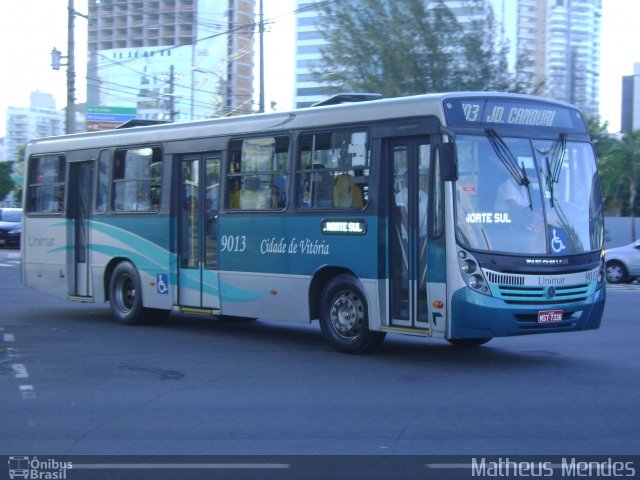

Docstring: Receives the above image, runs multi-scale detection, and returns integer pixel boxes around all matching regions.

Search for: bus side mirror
[440,143,458,181]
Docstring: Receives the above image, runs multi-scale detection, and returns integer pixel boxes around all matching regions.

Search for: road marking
[19,385,36,400]
[7,347,21,358]
[12,363,29,378]
[3,333,16,342]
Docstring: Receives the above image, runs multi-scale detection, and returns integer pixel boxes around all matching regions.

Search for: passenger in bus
[395,170,428,239]
[494,176,529,214]
[333,173,363,208]
[271,176,286,208]
[228,178,241,208]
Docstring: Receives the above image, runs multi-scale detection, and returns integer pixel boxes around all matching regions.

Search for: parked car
[0,207,22,249]
[605,239,640,284]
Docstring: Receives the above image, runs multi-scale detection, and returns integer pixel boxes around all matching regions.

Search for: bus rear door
[178,153,221,312]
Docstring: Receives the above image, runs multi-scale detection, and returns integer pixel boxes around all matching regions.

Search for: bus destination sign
[444,97,586,133]
[321,219,367,235]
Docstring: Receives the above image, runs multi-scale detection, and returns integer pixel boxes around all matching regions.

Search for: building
[294,1,333,108]
[544,0,601,117]
[294,0,601,117]
[87,0,254,126]
[621,62,640,133]
[4,92,64,164]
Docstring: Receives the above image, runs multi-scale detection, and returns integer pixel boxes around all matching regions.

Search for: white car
[605,239,640,284]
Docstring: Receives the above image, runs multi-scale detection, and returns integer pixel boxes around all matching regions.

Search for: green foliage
[587,116,640,238]
[0,162,16,202]
[314,0,524,97]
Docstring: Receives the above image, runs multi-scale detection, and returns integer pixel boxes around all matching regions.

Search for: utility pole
[259,0,265,113]
[168,65,176,121]
[51,0,86,134]
[66,0,76,134]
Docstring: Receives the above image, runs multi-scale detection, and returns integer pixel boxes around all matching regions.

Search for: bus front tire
[318,274,386,354]
[109,261,168,325]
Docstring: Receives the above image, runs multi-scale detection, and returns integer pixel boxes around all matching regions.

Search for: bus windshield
[455,132,604,255]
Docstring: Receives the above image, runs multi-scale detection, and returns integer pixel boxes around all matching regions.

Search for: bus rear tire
[109,261,168,325]
[318,274,386,354]
[447,337,491,347]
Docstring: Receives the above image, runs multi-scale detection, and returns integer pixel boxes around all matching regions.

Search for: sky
[0,0,638,139]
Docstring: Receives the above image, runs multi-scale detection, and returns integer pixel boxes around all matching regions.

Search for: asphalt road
[1,249,639,473]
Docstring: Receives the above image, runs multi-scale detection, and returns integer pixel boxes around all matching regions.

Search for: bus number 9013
[221,234,247,253]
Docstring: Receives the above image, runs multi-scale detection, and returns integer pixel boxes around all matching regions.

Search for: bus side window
[297,129,369,209]
[27,155,65,214]
[112,146,162,213]
[226,136,289,210]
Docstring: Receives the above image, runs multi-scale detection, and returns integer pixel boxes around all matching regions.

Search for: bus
[21,92,606,353]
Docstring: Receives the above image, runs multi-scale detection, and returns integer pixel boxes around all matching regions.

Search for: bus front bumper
[449,285,605,339]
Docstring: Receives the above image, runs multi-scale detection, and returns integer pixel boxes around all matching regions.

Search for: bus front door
[178,153,221,312]
[68,161,94,299]
[388,138,431,331]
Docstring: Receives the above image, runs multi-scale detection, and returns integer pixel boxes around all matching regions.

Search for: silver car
[605,239,640,284]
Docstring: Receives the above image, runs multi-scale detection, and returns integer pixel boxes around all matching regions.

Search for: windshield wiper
[539,133,567,208]
[486,129,532,210]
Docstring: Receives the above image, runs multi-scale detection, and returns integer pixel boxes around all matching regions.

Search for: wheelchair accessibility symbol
[549,228,567,254]
[156,274,169,294]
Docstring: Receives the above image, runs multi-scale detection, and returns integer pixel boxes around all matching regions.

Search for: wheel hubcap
[330,290,365,339]
[117,275,136,312]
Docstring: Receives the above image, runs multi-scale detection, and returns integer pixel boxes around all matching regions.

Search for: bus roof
[25,92,581,155]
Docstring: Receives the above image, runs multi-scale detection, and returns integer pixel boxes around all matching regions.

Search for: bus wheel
[109,261,160,325]
[318,274,386,354]
[447,338,491,347]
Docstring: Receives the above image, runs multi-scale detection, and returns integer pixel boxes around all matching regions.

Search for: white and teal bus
[22,92,606,353]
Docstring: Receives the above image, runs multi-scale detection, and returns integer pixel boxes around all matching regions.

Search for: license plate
[538,309,563,324]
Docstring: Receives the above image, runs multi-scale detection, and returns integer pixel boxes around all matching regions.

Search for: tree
[0,161,15,203]
[314,0,523,97]
[587,116,640,240]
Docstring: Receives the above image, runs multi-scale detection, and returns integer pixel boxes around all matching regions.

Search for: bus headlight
[461,259,477,274]
[468,274,484,290]
[458,249,491,296]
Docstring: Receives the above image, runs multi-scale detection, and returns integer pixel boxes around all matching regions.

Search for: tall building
[87,0,254,126]
[544,0,601,117]
[621,62,640,133]
[294,0,601,117]
[294,1,333,108]
[4,92,64,163]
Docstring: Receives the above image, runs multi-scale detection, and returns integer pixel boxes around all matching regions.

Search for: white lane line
[19,385,36,400]
[12,363,29,379]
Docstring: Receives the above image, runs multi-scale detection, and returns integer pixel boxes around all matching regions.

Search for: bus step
[179,306,220,316]
[381,326,430,336]
[67,295,94,303]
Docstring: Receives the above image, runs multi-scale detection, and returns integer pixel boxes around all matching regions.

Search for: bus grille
[495,284,590,304]
[484,271,525,286]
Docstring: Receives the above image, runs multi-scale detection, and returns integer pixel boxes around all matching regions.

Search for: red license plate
[538,310,563,324]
